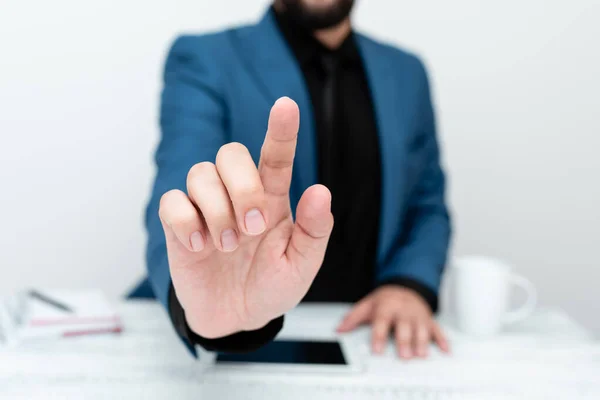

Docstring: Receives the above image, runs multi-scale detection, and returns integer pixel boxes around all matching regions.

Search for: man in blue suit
[143,0,451,359]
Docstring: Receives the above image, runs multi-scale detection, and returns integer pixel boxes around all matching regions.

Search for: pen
[28,290,74,313]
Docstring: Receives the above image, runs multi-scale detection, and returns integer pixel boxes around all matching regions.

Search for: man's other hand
[337,286,450,359]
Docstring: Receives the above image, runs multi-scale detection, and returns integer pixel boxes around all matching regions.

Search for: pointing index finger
[258,97,300,197]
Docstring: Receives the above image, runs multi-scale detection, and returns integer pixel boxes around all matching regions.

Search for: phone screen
[216,340,347,365]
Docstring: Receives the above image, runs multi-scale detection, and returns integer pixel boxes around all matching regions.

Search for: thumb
[337,297,373,332]
[286,184,334,282]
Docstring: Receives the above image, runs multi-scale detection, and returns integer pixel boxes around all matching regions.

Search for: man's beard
[280,0,355,31]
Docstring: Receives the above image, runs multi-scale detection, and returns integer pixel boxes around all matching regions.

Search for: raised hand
[158,97,334,338]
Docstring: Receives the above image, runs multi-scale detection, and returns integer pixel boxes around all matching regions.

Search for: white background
[0,0,598,334]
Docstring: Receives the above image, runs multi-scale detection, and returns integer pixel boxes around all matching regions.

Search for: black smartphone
[216,339,347,365]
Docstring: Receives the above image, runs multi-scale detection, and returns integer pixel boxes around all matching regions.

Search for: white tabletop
[1,301,598,399]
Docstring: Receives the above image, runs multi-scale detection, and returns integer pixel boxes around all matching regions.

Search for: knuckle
[187,162,217,185]
[159,196,195,227]
[160,189,182,206]
[203,207,231,223]
[374,322,390,335]
[398,328,411,343]
[168,213,193,228]
[216,142,249,164]
[159,190,185,215]
[262,156,293,169]
[374,308,393,321]
[230,182,263,200]
[202,204,235,227]
[260,147,294,169]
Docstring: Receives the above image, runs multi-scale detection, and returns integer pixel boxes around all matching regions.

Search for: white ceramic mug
[453,256,537,336]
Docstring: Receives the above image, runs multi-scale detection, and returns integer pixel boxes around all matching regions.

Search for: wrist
[240,318,272,333]
[185,310,272,339]
[375,278,439,313]
[184,311,236,339]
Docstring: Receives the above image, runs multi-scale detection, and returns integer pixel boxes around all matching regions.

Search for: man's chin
[301,0,343,11]
[280,0,355,31]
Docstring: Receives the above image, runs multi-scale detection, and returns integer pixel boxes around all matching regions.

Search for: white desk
[1,301,598,399]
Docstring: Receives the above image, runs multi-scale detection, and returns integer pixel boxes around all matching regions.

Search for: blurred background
[0,0,598,333]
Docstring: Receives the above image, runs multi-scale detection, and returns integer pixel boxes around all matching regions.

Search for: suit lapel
[235,9,317,207]
[356,35,407,262]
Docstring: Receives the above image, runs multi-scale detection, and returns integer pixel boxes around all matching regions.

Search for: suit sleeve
[146,36,282,356]
[376,59,451,312]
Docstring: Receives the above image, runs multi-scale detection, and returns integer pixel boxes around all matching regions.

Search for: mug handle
[502,274,537,325]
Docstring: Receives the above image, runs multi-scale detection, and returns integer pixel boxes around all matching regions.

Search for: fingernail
[190,231,205,252]
[374,343,384,354]
[244,208,266,235]
[221,229,238,252]
[401,348,413,359]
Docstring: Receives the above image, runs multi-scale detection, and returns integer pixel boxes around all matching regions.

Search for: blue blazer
[141,9,451,315]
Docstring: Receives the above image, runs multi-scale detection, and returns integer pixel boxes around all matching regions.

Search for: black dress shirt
[277,10,382,304]
[168,7,438,353]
